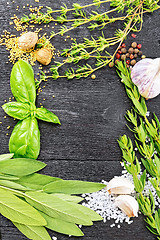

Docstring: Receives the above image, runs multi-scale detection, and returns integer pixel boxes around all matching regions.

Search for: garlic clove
[107,177,134,195]
[115,195,139,217]
[36,48,52,65]
[131,58,160,99]
[18,32,38,50]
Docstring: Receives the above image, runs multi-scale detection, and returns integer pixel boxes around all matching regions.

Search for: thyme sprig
[117,62,160,239]
[21,0,160,81]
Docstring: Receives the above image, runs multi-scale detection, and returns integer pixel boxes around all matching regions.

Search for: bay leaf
[43,180,106,194]
[16,173,60,190]
[13,222,51,240]
[0,180,29,191]
[0,153,14,161]
[0,174,19,180]
[0,158,46,176]
[69,202,103,221]
[25,191,93,225]
[0,188,46,226]
[51,193,83,203]
[40,212,84,236]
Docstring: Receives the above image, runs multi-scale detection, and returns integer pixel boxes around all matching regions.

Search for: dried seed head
[36,48,52,65]
[115,195,139,217]
[107,177,134,195]
[18,32,38,50]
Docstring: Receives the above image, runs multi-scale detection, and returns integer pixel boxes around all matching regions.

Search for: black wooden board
[0,0,160,239]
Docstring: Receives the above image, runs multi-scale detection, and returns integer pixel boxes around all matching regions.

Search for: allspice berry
[109,62,114,68]
[131,42,137,48]
[36,48,52,65]
[128,48,134,54]
[121,54,126,60]
[134,48,139,54]
[121,48,127,54]
[18,32,38,50]
[126,53,130,58]
[131,59,136,65]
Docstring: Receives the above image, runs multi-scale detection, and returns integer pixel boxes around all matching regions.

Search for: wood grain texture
[0,0,159,239]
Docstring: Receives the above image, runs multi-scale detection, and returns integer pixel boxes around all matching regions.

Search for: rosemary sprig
[117,61,160,239]
[23,0,160,81]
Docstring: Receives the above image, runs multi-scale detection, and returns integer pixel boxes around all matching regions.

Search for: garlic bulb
[131,58,160,99]
[115,195,139,217]
[107,177,134,195]
[18,32,38,50]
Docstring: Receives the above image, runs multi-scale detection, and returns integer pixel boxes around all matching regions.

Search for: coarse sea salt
[83,162,159,228]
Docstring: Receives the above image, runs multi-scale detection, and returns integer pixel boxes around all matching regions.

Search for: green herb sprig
[0,153,105,240]
[2,60,60,159]
[116,61,160,239]
[21,0,160,81]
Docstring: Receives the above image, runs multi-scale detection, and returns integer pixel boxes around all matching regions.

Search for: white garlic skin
[131,58,160,99]
[115,195,139,217]
[107,177,134,195]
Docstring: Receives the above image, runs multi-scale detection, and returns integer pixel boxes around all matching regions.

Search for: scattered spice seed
[109,62,114,68]
[134,48,139,54]
[126,53,130,58]
[134,54,138,58]
[121,48,127,54]
[116,53,121,59]
[138,51,143,56]
[131,59,136,65]
[128,48,134,54]
[126,60,130,65]
[137,44,142,49]
[91,74,96,79]
[130,54,134,60]
[115,59,120,65]
[141,55,146,59]
[131,42,137,48]
[131,33,136,38]
[121,54,126,60]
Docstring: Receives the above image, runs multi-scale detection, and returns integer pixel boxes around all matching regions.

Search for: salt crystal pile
[83,162,160,228]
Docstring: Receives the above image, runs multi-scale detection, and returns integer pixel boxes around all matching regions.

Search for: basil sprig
[0,154,105,240]
[2,60,60,159]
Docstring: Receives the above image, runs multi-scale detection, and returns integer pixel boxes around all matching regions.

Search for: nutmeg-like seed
[121,48,127,54]
[18,32,38,50]
[36,48,52,65]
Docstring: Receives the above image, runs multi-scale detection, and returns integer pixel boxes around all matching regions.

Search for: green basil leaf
[40,212,84,236]
[13,222,51,240]
[25,191,93,226]
[51,193,83,203]
[0,153,14,161]
[10,60,36,103]
[9,117,40,159]
[0,180,29,191]
[0,188,46,226]
[2,102,31,120]
[0,158,46,176]
[16,173,60,190]
[36,108,61,124]
[43,180,106,194]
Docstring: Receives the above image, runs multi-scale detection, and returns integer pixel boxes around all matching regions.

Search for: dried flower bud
[18,32,38,50]
[107,177,134,195]
[131,58,160,99]
[115,195,139,217]
[36,48,52,65]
